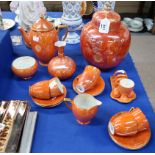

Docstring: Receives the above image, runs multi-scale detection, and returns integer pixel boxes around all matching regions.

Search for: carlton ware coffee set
[10,10,151,150]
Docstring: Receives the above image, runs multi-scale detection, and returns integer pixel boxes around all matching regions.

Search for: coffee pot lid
[31,16,54,32]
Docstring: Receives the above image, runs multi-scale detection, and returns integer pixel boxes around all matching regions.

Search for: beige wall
[0,1,10,11]
[115,1,151,13]
[115,1,140,13]
[44,1,62,11]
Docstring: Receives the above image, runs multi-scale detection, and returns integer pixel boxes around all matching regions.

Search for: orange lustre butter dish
[110,70,136,103]
[108,108,151,150]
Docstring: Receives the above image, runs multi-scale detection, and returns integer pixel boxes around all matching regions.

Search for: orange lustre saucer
[108,112,151,150]
[110,91,136,103]
[32,85,67,108]
[73,75,105,96]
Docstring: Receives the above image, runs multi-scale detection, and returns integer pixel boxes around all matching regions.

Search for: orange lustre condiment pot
[80,10,131,69]
[19,16,68,66]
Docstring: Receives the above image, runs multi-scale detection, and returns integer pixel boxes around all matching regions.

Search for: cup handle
[129,107,135,112]
[113,70,127,77]
[64,98,72,111]
[57,24,68,41]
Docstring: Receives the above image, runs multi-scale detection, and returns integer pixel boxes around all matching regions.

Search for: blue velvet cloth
[0,30,13,99]
[0,12,155,153]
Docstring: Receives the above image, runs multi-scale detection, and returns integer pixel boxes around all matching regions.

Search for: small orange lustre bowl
[12,56,38,80]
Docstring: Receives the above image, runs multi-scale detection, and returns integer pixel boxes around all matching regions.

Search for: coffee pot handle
[57,25,68,41]
[64,98,72,111]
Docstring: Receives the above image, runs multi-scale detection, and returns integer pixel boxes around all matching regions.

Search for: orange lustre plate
[32,85,67,108]
[73,75,105,96]
[108,112,151,150]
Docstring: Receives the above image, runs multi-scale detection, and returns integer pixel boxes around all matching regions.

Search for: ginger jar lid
[31,16,54,32]
[92,11,121,31]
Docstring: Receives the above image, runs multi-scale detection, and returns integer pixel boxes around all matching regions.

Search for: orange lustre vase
[48,41,76,80]
[19,17,68,66]
[80,10,131,69]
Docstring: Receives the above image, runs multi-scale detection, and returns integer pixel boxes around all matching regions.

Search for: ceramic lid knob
[31,16,54,32]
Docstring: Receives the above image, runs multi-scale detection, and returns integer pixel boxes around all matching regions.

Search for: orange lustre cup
[76,65,101,93]
[109,107,149,136]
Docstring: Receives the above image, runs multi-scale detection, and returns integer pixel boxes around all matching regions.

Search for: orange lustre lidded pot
[80,10,131,69]
[19,16,68,66]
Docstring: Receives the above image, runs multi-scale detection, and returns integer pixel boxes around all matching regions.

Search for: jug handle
[64,98,72,111]
[57,25,68,41]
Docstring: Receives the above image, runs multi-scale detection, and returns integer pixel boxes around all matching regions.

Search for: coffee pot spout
[18,27,31,48]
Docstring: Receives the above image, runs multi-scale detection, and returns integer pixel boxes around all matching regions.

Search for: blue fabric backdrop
[0,12,155,153]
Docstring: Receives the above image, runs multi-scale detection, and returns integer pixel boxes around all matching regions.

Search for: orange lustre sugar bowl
[80,10,131,69]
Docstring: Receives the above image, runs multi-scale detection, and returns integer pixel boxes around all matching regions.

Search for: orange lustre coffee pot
[80,10,131,69]
[19,16,68,66]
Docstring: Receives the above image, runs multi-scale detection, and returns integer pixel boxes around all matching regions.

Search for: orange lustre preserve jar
[80,10,131,69]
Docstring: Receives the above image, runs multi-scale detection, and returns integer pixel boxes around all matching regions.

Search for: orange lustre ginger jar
[80,10,131,69]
